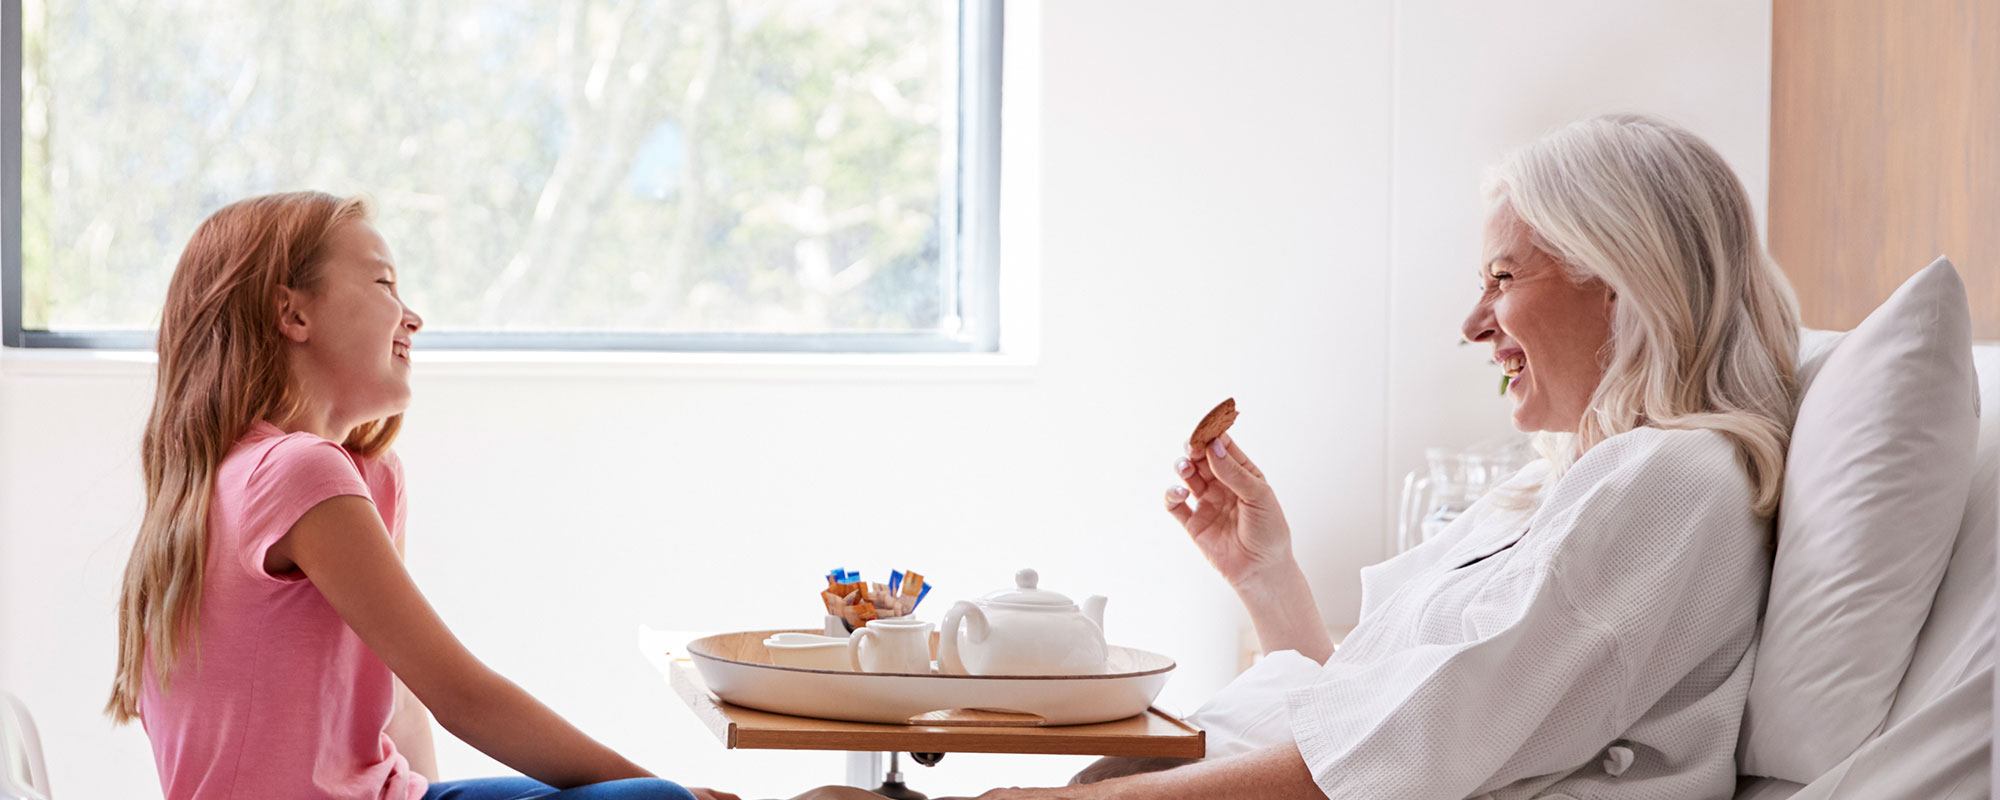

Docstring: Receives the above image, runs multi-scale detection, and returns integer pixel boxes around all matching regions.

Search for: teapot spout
[1082,595,1107,634]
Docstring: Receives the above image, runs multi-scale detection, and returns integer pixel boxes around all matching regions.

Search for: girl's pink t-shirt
[140,421,427,800]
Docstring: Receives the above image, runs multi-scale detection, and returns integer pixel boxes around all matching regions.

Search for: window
[2,0,1001,352]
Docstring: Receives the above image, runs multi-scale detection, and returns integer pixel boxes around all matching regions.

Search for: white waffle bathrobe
[1286,427,1768,799]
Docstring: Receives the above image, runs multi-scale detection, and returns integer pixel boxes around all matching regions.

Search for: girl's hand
[1164,434,1297,590]
[689,789,741,800]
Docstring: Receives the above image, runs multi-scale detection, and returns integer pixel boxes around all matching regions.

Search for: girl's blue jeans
[421,776,698,800]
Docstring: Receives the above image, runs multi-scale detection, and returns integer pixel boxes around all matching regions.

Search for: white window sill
[0,347,1037,382]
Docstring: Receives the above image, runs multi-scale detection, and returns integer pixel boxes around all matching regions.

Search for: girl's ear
[276,286,311,343]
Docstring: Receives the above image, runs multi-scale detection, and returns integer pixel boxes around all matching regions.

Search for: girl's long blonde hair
[1487,114,1801,517]
[107,191,402,723]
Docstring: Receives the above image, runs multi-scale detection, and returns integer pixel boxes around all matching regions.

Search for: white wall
[0,2,1769,797]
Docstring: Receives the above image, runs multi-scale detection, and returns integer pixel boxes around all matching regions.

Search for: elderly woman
[966,113,1800,800]
[801,113,1797,800]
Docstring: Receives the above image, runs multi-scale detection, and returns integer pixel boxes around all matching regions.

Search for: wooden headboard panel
[1769,0,1999,339]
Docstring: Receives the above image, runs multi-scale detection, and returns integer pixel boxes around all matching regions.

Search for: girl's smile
[276,221,423,442]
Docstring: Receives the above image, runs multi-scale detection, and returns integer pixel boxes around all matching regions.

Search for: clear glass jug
[1397,437,1532,553]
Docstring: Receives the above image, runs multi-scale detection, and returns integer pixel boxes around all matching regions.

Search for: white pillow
[1739,257,1981,781]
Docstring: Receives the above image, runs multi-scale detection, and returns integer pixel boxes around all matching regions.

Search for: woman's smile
[1496,346,1528,399]
[1462,204,1616,433]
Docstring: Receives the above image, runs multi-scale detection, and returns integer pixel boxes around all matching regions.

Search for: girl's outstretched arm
[270,495,652,788]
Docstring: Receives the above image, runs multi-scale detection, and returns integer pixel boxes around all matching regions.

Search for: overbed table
[666,660,1205,789]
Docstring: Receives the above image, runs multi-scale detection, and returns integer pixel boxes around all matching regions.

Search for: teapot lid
[981,569,1076,608]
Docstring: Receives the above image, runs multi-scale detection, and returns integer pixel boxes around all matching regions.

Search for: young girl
[105,191,736,800]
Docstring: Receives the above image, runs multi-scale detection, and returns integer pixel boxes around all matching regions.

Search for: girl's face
[281,221,423,430]
[1460,204,1616,433]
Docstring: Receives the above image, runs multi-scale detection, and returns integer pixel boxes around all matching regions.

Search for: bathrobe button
[1601,743,1635,777]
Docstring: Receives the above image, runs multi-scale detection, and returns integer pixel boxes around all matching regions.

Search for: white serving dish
[686,629,1175,726]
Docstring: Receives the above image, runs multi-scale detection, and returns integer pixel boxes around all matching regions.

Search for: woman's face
[283,221,423,428]
[1461,204,1616,433]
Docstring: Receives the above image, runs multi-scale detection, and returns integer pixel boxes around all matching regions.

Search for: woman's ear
[276,286,310,343]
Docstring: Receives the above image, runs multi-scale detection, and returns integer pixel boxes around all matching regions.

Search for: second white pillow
[1738,257,1980,781]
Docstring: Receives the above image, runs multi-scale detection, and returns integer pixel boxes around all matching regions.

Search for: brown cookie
[1189,398,1238,451]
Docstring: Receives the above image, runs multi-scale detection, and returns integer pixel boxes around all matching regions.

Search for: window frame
[1,0,1002,354]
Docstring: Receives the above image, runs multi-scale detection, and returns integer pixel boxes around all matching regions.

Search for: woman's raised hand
[1165,433,1335,663]
[1165,434,1296,590]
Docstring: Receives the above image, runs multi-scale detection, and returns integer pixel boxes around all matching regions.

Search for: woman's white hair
[1486,113,1801,516]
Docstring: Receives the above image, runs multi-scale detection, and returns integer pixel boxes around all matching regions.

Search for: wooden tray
[685,630,1176,727]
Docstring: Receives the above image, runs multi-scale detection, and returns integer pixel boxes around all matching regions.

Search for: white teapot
[938,568,1109,675]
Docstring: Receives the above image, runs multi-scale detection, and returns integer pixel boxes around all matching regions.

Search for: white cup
[848,617,935,674]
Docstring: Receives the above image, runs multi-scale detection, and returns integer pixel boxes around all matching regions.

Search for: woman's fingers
[1177,457,1219,501]
[1220,434,1265,479]
[1165,485,1193,521]
[1187,489,1227,530]
[1167,467,1228,528]
[1167,461,1232,532]
[1190,434,1259,476]
[1204,434,1271,502]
